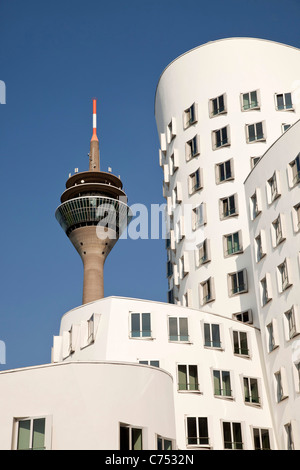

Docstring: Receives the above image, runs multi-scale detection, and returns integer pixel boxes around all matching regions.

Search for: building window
[233,330,249,356]
[195,239,210,266]
[267,171,280,203]
[173,183,182,204]
[130,313,151,338]
[275,369,288,402]
[229,269,247,296]
[187,417,209,447]
[184,102,198,129]
[285,423,294,450]
[277,259,291,292]
[224,231,242,256]
[216,159,234,183]
[120,424,143,450]
[192,203,206,230]
[253,428,271,450]
[189,168,202,194]
[169,317,189,342]
[212,126,230,150]
[293,203,300,232]
[289,153,300,186]
[220,194,238,219]
[14,417,49,450]
[167,260,173,278]
[233,310,253,324]
[246,121,265,143]
[241,90,259,111]
[272,214,285,246]
[285,306,298,340]
[86,314,95,345]
[222,422,243,450]
[250,156,261,169]
[179,254,189,279]
[200,277,215,304]
[204,323,221,348]
[178,365,199,391]
[261,276,271,306]
[169,151,179,175]
[243,377,260,404]
[213,370,232,397]
[167,117,176,143]
[157,436,173,450]
[209,93,226,117]
[175,217,184,242]
[168,289,174,304]
[139,360,160,367]
[267,321,278,352]
[185,135,200,161]
[275,92,293,111]
[255,233,264,262]
[282,123,291,133]
[295,362,300,393]
[250,190,261,219]
[68,326,75,355]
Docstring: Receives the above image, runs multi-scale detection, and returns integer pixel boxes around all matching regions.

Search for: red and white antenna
[89,98,100,171]
[91,98,98,142]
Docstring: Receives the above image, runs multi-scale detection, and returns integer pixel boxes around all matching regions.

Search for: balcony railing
[55,195,132,235]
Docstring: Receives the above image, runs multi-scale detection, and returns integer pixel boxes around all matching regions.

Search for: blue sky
[0,0,299,370]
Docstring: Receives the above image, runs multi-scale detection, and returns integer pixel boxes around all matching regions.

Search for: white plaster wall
[244,120,300,449]
[154,38,300,324]
[0,361,175,450]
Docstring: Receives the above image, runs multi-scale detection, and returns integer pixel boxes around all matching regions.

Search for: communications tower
[55,99,131,304]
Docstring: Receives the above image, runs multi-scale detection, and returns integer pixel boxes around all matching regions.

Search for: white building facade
[0,38,300,451]
[244,119,300,450]
[155,37,300,327]
[0,296,278,450]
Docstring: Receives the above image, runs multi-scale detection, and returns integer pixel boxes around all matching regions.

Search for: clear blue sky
[0,0,299,370]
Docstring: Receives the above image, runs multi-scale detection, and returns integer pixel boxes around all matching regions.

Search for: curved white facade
[52,296,276,450]
[155,38,300,326]
[0,360,176,450]
[244,119,300,450]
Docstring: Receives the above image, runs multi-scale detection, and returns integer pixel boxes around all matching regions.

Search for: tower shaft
[69,226,117,304]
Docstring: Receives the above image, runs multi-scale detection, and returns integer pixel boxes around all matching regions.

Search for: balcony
[55,196,132,236]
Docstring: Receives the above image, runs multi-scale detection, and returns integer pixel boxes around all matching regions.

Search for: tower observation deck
[55,99,132,304]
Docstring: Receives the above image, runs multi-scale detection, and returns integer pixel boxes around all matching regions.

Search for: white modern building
[0,37,300,451]
[244,119,300,450]
[0,296,277,450]
[155,37,300,327]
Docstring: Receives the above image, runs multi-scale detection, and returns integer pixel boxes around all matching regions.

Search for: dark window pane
[261,429,271,450]
[212,324,221,347]
[223,422,232,449]
[142,313,151,337]
[233,423,243,449]
[187,417,197,445]
[198,418,209,445]
[178,365,187,390]
[169,318,178,341]
[32,418,45,450]
[189,365,198,391]
[120,426,130,450]
[131,314,140,337]
[179,318,188,341]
